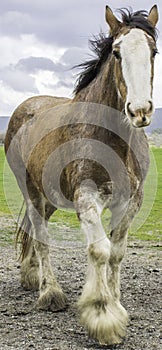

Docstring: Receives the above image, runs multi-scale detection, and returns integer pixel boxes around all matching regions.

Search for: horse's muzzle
[131,115,151,128]
[126,100,154,128]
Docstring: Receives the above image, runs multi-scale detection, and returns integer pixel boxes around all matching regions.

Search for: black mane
[74,9,158,95]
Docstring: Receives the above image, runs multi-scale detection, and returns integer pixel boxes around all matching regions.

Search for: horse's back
[5,95,70,152]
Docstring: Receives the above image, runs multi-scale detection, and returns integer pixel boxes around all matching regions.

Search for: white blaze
[115,29,152,111]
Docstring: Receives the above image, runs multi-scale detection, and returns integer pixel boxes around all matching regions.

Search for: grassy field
[0,145,161,243]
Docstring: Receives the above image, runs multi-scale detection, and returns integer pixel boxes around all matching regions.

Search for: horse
[4,5,158,345]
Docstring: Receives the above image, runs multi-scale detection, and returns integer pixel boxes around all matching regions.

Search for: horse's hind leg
[21,184,67,311]
[20,203,56,291]
[74,187,128,345]
[17,207,39,290]
[33,201,67,310]
[20,233,40,291]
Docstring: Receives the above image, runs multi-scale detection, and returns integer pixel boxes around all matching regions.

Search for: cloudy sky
[0,0,161,116]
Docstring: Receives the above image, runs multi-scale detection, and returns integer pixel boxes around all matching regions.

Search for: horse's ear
[148,5,159,27]
[105,6,121,36]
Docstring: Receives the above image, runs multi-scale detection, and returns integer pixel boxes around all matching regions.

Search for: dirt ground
[0,217,161,350]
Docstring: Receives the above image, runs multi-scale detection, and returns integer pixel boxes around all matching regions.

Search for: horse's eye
[113,50,121,60]
[152,49,158,58]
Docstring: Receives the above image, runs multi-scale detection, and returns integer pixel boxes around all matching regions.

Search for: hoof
[37,287,68,312]
[78,298,128,345]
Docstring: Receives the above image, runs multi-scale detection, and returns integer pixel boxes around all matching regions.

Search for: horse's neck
[73,57,124,111]
[73,57,138,160]
[72,56,148,174]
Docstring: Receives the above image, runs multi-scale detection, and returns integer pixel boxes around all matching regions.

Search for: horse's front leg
[109,221,128,303]
[109,195,143,310]
[75,188,127,345]
[27,195,67,311]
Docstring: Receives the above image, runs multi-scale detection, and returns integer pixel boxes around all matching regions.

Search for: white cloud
[0,34,66,68]
[31,70,72,97]
[0,66,38,93]
[0,81,36,116]
[0,10,31,35]
[0,34,68,115]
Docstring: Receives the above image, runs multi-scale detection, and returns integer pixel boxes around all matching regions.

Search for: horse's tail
[16,208,32,261]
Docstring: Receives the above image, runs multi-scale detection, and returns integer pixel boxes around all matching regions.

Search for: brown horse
[5,5,158,345]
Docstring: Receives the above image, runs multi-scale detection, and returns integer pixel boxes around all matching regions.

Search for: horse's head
[106,5,159,128]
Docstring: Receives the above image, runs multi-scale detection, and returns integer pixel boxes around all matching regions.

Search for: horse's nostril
[127,103,135,118]
[148,100,153,113]
[127,101,153,119]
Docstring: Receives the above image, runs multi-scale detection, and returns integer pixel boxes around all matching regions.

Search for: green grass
[129,147,162,242]
[0,145,162,244]
[0,146,8,213]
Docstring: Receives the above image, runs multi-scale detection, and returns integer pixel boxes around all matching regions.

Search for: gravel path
[0,217,161,350]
